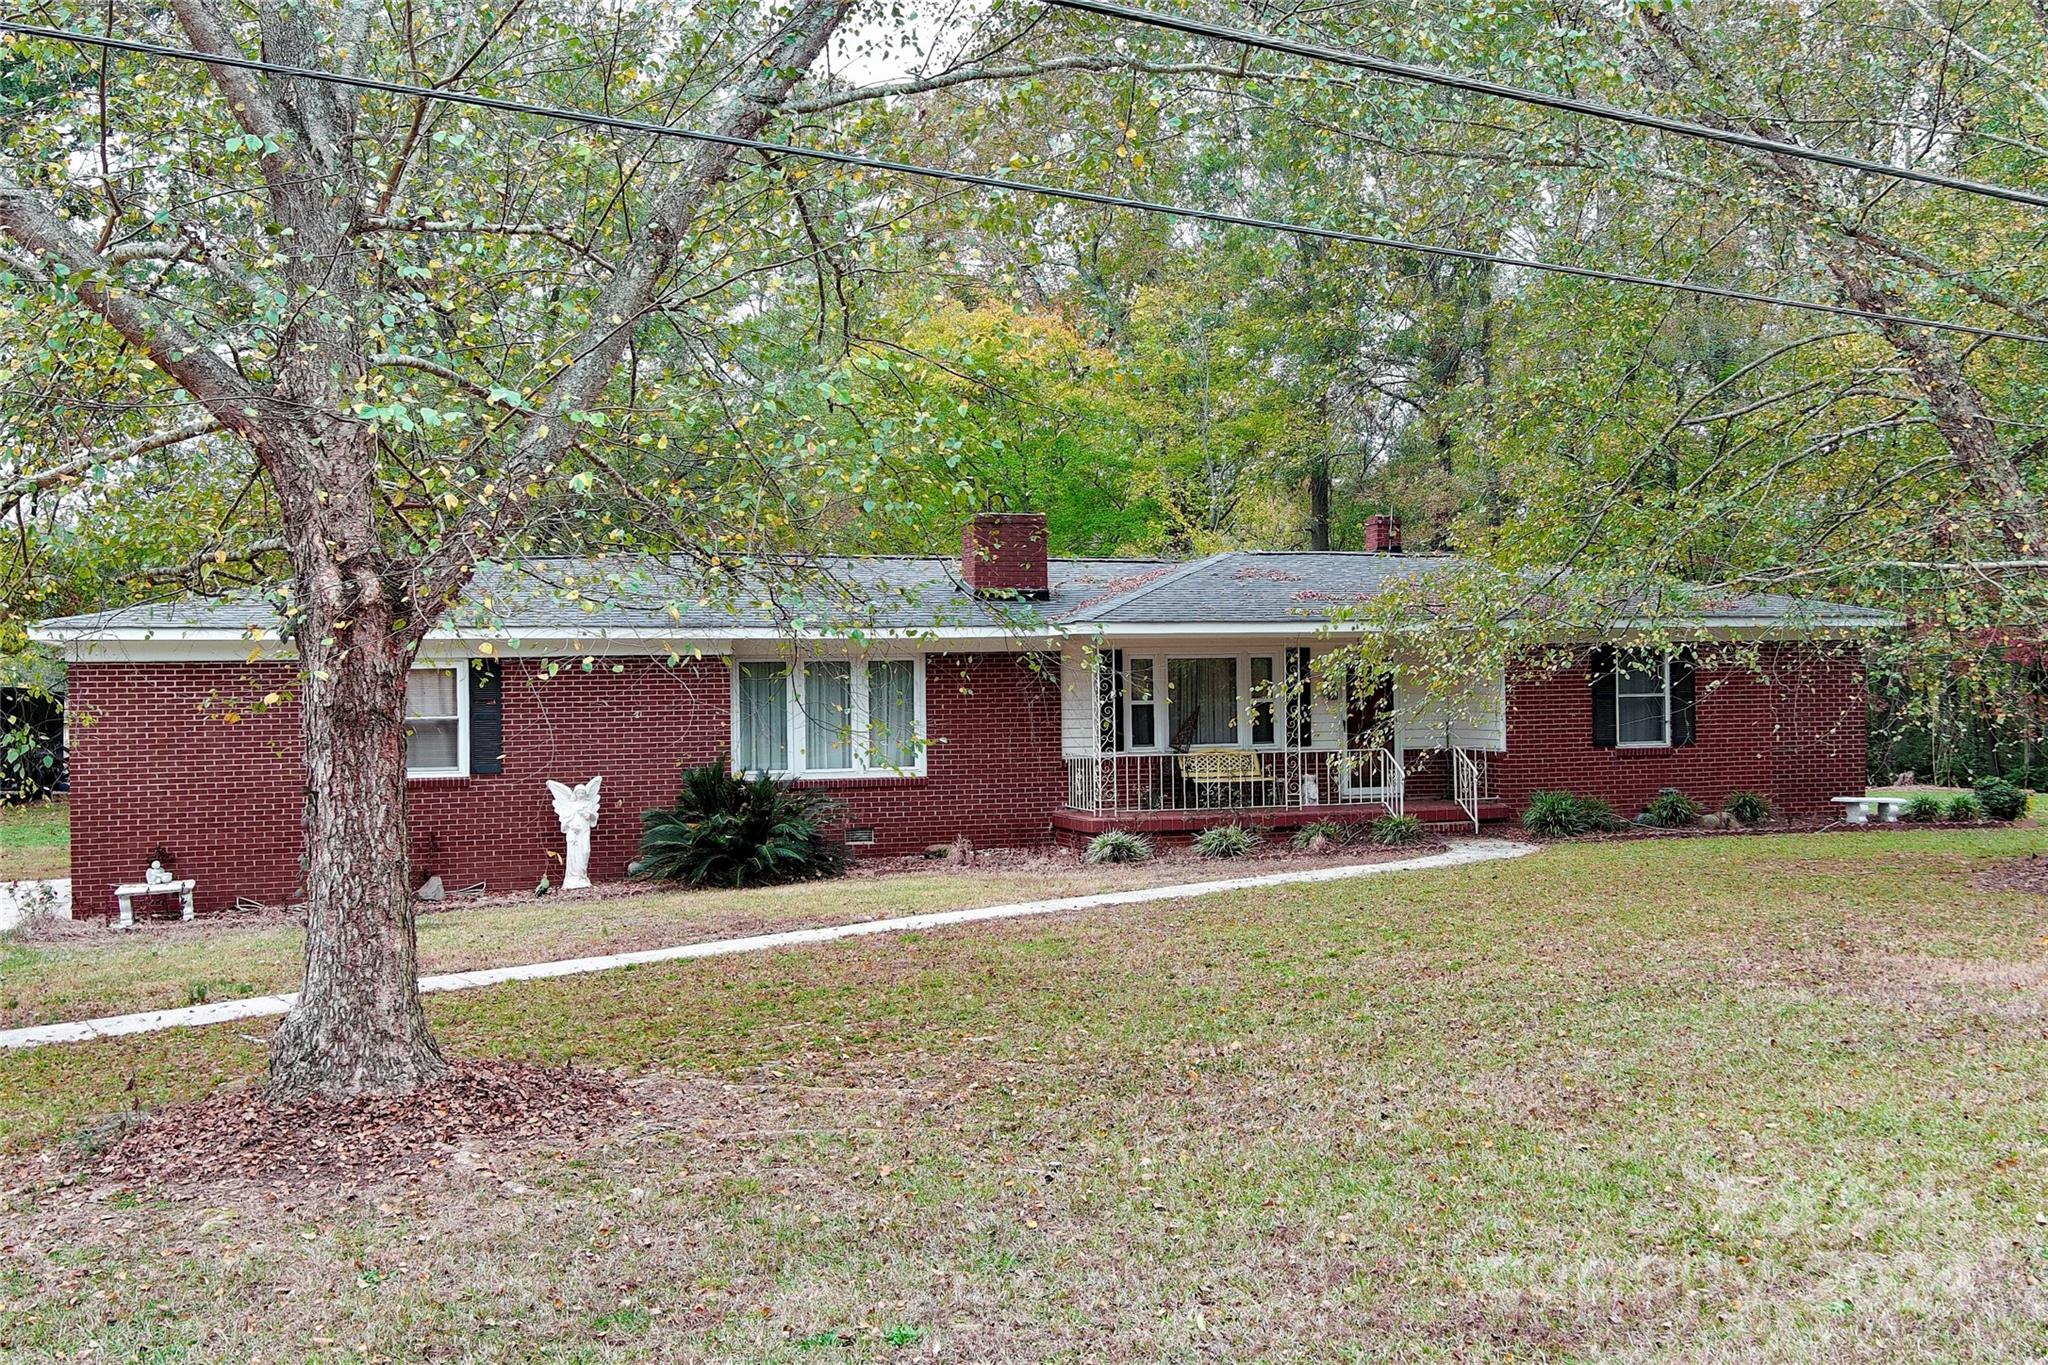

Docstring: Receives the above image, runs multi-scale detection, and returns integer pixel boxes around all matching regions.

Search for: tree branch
[0,175,266,439]
[787,54,1250,115]
[1,415,224,516]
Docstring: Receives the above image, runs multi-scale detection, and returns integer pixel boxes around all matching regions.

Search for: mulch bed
[1977,854,2048,897]
[94,1060,642,1191]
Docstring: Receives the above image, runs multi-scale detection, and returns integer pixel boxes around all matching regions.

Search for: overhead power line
[4,21,2045,346]
[1042,0,2048,213]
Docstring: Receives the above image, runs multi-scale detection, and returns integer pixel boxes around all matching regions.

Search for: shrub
[1192,824,1262,858]
[1085,830,1153,864]
[1639,788,1702,828]
[1902,794,1946,823]
[1974,776,2029,822]
[1369,814,1427,847]
[1723,791,1773,826]
[1522,790,1589,837]
[634,760,849,888]
[1945,793,1984,822]
[1573,796,1627,832]
[1290,820,1349,851]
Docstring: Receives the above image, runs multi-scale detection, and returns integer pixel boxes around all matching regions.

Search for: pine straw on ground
[95,1060,642,1192]
[1977,852,2048,896]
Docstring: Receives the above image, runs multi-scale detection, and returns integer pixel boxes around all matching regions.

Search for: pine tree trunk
[265,432,449,1099]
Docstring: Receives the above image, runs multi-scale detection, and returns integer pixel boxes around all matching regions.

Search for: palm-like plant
[634,762,850,888]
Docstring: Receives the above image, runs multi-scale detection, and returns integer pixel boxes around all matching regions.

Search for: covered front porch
[1056,638,1509,834]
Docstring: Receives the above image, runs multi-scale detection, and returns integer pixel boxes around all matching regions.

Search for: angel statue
[546,776,604,891]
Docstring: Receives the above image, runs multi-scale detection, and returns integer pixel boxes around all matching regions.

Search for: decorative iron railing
[1063,747,1404,817]
[1451,746,1485,833]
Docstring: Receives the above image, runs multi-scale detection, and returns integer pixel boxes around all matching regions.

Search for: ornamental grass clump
[1522,790,1589,837]
[1639,788,1702,828]
[1723,791,1772,826]
[1902,794,1946,823]
[1192,824,1262,858]
[1945,793,1984,822]
[634,761,849,889]
[1085,830,1154,864]
[1290,820,1349,851]
[1369,814,1426,847]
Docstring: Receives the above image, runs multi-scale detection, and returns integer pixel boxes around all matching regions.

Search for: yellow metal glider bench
[1175,748,1269,807]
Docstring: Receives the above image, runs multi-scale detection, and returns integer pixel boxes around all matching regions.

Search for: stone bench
[113,879,195,927]
[1831,795,1909,825]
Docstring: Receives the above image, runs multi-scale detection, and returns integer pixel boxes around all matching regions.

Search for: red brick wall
[798,652,1067,857]
[64,651,1066,917]
[1490,642,1865,819]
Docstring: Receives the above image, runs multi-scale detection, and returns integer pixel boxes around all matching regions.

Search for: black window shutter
[468,658,504,774]
[1589,646,1617,748]
[1096,649,1125,753]
[1670,651,1697,747]
[1286,647,1312,748]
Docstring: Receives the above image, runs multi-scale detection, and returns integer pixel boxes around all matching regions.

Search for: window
[1168,657,1240,747]
[804,661,854,771]
[1249,656,1277,746]
[1615,656,1670,747]
[733,658,924,777]
[404,666,467,776]
[868,660,917,768]
[735,662,790,773]
[1125,657,1158,749]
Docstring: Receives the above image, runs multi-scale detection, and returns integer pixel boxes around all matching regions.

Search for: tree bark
[268,586,446,1098]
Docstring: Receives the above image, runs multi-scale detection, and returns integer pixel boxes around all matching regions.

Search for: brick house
[32,512,1890,917]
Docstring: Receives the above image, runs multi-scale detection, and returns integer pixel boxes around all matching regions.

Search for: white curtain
[735,663,789,772]
[868,660,917,768]
[804,661,853,770]
[1168,657,1238,747]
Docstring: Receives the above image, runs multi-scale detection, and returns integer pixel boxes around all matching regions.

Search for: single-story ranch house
[32,512,1891,918]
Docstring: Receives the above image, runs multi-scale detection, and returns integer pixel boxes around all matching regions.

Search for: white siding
[1308,645,1348,751]
[1394,666,1507,752]
[1060,640,1101,758]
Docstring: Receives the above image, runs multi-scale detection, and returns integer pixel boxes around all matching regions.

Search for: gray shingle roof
[32,550,1896,638]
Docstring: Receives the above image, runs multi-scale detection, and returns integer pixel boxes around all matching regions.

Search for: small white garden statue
[547,776,603,891]
[144,859,174,887]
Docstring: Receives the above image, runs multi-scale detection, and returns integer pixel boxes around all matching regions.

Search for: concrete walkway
[0,838,1536,1051]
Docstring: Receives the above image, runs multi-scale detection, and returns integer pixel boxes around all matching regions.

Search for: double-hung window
[1124,657,1159,749]
[1108,652,1291,752]
[1615,655,1671,747]
[404,665,468,777]
[734,657,925,777]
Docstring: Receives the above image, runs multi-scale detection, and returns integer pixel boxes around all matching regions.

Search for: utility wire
[1043,0,2048,212]
[5,21,2046,345]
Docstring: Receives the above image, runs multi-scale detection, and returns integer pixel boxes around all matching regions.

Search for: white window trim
[404,663,470,779]
[1615,654,1673,749]
[1142,652,1287,752]
[1122,654,1162,751]
[732,656,928,779]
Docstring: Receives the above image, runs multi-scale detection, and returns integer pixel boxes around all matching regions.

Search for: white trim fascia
[28,613,1894,663]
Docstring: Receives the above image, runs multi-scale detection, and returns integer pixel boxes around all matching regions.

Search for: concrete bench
[1832,795,1909,825]
[113,879,195,927]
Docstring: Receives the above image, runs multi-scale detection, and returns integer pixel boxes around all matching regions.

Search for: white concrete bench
[113,879,195,927]
[1832,795,1909,824]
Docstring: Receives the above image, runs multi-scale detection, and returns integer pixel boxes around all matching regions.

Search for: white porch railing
[1064,747,1404,817]
[1451,746,1485,833]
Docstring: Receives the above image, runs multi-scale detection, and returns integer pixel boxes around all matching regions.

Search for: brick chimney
[961,511,1050,599]
[1363,514,1402,554]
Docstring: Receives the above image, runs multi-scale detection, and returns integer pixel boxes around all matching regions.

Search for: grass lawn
[0,851,1404,1030]
[0,798,67,881]
[3,826,2048,1360]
